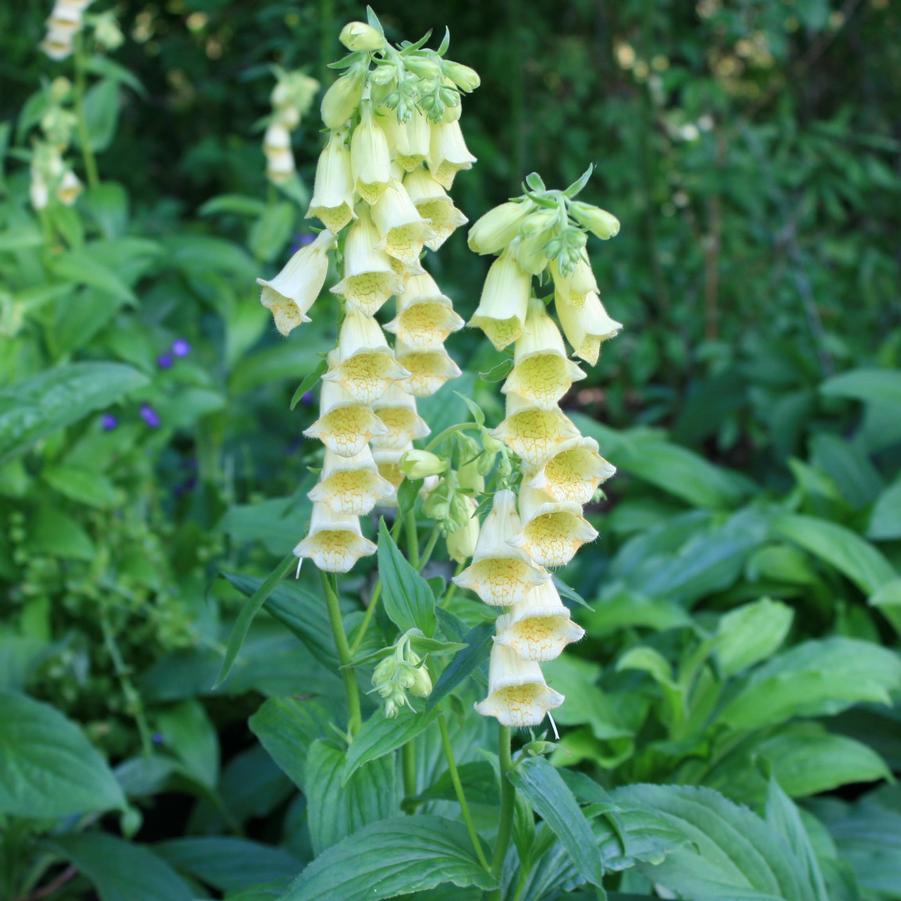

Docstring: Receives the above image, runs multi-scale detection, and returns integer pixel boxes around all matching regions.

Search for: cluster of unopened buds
[29,79,82,211]
[255,12,477,573]
[263,68,320,185]
[370,630,432,718]
[461,172,623,728]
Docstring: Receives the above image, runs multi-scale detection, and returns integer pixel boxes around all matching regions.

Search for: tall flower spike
[469,251,532,351]
[294,503,377,573]
[525,435,616,505]
[306,130,355,234]
[453,489,548,606]
[257,230,335,336]
[556,290,623,367]
[494,579,585,661]
[384,273,464,348]
[307,447,395,514]
[475,643,564,727]
[513,484,598,568]
[402,168,468,251]
[490,393,582,467]
[371,383,431,449]
[304,381,390,457]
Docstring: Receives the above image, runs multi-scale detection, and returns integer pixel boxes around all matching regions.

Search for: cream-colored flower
[556,290,623,367]
[264,123,294,184]
[513,484,598,568]
[550,251,598,306]
[490,393,582,466]
[427,120,476,189]
[495,579,585,661]
[370,181,433,268]
[474,643,564,727]
[351,103,391,204]
[402,168,468,250]
[468,251,532,351]
[371,384,430,449]
[306,131,355,234]
[323,312,409,403]
[385,110,431,172]
[256,230,335,336]
[384,273,464,347]
[526,436,615,505]
[293,503,376,573]
[330,209,402,315]
[502,299,585,408]
[447,495,480,563]
[308,447,395,514]
[320,69,365,130]
[372,443,411,500]
[453,488,548,606]
[395,340,461,397]
[468,201,533,256]
[42,5,81,60]
[56,169,82,206]
[303,381,389,457]
[266,148,296,184]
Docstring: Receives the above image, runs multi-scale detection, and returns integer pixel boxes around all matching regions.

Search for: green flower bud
[409,665,432,698]
[400,449,447,480]
[512,209,558,275]
[467,201,533,256]
[405,56,442,79]
[569,201,620,240]
[446,496,479,563]
[320,68,365,129]
[339,21,385,52]
[443,60,480,93]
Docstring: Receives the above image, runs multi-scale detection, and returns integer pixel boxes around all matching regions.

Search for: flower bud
[467,201,533,256]
[511,209,558,276]
[409,665,433,698]
[321,68,365,129]
[339,21,384,52]
[443,60,480,93]
[399,449,446,480]
[569,201,620,240]
[446,495,480,563]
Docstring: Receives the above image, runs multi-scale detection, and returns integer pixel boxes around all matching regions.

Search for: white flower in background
[502,298,585,408]
[494,579,585,661]
[263,122,295,184]
[293,503,376,573]
[514,484,598,568]
[474,643,564,727]
[428,120,476,189]
[304,381,389,457]
[556,290,623,367]
[402,167,468,250]
[453,489,548,606]
[394,340,462,397]
[468,200,533,256]
[351,103,392,204]
[41,2,85,61]
[384,272,464,348]
[371,384,430,449]
[469,251,532,350]
[256,230,335,335]
[525,435,615,505]
[370,180,433,267]
[56,169,82,205]
[308,446,395,514]
[323,311,409,403]
[306,131,355,234]
[490,393,582,466]
[331,209,403,315]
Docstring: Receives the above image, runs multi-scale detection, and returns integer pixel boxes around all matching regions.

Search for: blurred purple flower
[171,338,191,357]
[157,353,173,369]
[152,732,164,745]
[100,413,118,431]
[140,403,161,428]
[290,233,316,254]
[302,390,314,405]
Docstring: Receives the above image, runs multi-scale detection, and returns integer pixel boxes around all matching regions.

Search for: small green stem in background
[73,32,99,189]
[423,421,481,453]
[420,526,441,568]
[438,711,490,870]
[405,510,420,568]
[321,572,362,737]
[402,739,417,808]
[489,725,515,897]
[440,561,465,609]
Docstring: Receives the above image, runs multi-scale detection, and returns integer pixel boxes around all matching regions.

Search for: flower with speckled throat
[384,272,464,348]
[293,502,376,573]
[525,435,615,505]
[307,447,395,515]
[370,180,434,268]
[306,130,355,234]
[303,381,389,457]
[513,484,599,568]
[555,290,622,367]
[490,393,581,467]
[494,579,585,661]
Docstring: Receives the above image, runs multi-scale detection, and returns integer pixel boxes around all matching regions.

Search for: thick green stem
[402,739,417,806]
[423,421,482,453]
[73,33,99,189]
[490,725,515,894]
[438,712,490,870]
[321,572,362,736]
[405,511,420,568]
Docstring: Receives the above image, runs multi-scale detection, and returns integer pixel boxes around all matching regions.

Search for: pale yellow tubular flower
[372,442,411,503]
[468,251,532,350]
[323,312,409,404]
[388,110,431,172]
[453,488,548,606]
[502,298,585,409]
[308,446,395,514]
[402,167,468,251]
[427,120,476,190]
[467,201,533,256]
[293,502,376,573]
[447,495,480,563]
[303,381,389,457]
[56,170,82,206]
[513,484,599,568]
[330,208,402,315]
[263,123,295,184]
[306,130,355,234]
[490,392,580,466]
[526,435,616,505]
[494,579,585,661]
[394,340,462,397]
[320,69,365,130]
[351,103,391,204]
[556,290,623,367]
[384,273,464,348]
[474,643,564,727]
[550,250,598,306]
[256,230,335,336]
[370,180,433,268]
[371,383,430,449]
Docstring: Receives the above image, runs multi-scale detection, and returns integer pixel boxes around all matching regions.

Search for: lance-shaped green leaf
[378,519,437,636]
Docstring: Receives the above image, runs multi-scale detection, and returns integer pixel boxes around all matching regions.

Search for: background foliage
[1,0,899,899]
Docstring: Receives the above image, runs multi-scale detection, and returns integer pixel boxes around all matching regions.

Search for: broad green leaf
[870,578,901,635]
[773,513,896,595]
[810,433,883,508]
[509,755,605,887]
[26,505,95,560]
[343,707,440,784]
[427,621,493,708]
[52,834,193,901]
[616,646,674,686]
[82,78,120,150]
[42,463,123,509]
[261,579,343,669]
[154,837,300,894]
[715,598,794,676]
[580,590,691,635]
[0,362,148,463]
[868,477,901,540]
[820,368,901,407]
[378,519,437,636]
[49,245,136,301]
[283,815,494,900]
[0,691,124,817]
[249,202,295,261]
[249,697,333,791]
[719,637,901,731]
[156,699,219,789]
[200,193,267,217]
[306,739,399,853]
[85,182,129,238]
